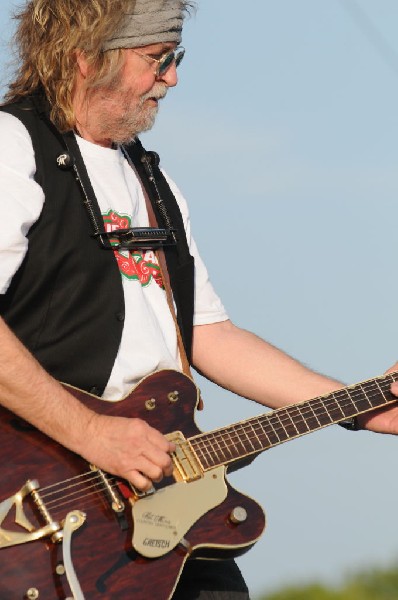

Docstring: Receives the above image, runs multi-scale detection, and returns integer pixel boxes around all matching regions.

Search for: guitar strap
[48,116,198,399]
[145,185,191,378]
[121,147,204,409]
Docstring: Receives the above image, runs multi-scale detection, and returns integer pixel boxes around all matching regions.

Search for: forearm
[0,317,175,488]
[0,317,97,456]
[192,320,343,409]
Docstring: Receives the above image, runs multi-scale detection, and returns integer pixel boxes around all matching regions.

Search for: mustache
[141,84,168,103]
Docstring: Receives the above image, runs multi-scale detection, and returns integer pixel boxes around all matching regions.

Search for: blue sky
[1,1,398,597]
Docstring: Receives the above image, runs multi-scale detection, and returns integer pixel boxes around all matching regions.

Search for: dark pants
[171,559,250,600]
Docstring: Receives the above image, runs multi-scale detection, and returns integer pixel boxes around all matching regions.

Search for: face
[75,43,178,147]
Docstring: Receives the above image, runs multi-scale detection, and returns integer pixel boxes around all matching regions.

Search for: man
[0,1,397,598]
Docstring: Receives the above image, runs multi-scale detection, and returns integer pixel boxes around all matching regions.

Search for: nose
[158,62,178,88]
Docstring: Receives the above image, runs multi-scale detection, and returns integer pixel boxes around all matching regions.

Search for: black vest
[0,96,194,394]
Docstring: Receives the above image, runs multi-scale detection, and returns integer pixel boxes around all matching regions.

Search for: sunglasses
[131,46,185,77]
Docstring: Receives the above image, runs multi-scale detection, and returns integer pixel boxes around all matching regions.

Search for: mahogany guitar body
[0,370,266,599]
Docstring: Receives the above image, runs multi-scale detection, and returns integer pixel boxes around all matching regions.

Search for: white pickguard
[132,465,227,558]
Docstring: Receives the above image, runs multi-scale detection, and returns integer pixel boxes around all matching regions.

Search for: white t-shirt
[0,112,228,399]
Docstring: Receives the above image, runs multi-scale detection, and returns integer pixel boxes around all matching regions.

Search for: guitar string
[42,475,106,506]
[32,378,387,512]
[40,470,103,496]
[189,374,398,467]
[40,472,111,506]
[40,374,398,493]
[190,397,395,470]
[40,472,128,513]
[192,372,397,449]
[45,483,112,513]
[33,436,240,515]
[190,386,390,466]
[54,373,396,480]
[29,373,398,514]
[56,375,398,483]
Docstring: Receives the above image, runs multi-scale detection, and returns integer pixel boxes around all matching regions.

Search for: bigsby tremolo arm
[0,480,62,548]
[62,511,87,600]
[1,480,87,599]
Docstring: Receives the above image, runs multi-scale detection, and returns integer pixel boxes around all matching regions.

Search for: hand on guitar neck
[356,361,398,433]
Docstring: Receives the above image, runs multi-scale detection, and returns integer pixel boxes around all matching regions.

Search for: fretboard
[189,371,398,471]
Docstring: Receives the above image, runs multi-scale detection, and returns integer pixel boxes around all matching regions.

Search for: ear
[75,49,89,78]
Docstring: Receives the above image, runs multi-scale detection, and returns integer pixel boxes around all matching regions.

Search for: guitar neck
[190,371,398,471]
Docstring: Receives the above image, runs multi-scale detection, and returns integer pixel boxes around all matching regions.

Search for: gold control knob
[229,506,248,524]
[26,589,39,600]
[145,398,156,411]
[168,390,179,403]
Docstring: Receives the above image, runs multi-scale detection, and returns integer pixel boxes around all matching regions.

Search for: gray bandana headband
[103,0,185,50]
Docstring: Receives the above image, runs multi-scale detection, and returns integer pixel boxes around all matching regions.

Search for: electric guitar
[0,369,397,599]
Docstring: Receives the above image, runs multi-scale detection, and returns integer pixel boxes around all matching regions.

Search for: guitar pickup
[166,431,203,483]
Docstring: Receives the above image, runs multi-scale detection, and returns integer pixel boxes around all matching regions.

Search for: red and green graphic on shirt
[102,210,164,289]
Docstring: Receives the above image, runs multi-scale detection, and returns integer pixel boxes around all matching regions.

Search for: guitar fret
[193,437,214,469]
[217,425,248,458]
[333,388,358,417]
[303,402,322,430]
[385,373,396,386]
[368,379,388,408]
[211,433,231,462]
[311,399,333,427]
[257,418,272,448]
[269,414,289,441]
[236,424,256,452]
[278,409,300,436]
[239,422,263,452]
[264,416,283,444]
[324,393,345,421]
[315,400,334,426]
[274,412,292,439]
[188,371,398,472]
[287,406,310,435]
[357,383,373,409]
[223,427,248,458]
[199,420,273,468]
[199,433,227,468]
[346,386,371,415]
[221,430,244,459]
[247,420,265,451]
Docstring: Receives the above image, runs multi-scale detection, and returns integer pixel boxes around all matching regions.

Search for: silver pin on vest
[56,153,73,170]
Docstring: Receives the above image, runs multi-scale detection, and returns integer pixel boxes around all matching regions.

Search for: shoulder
[0,111,36,174]
[0,110,33,140]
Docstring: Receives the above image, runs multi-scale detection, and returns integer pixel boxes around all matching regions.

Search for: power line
[337,0,398,78]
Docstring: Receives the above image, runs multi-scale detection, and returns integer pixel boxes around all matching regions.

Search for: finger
[148,443,174,465]
[134,456,166,483]
[146,428,176,454]
[391,382,398,396]
[163,459,174,477]
[128,469,154,492]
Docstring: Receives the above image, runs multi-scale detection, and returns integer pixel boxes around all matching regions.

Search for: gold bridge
[166,431,202,482]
